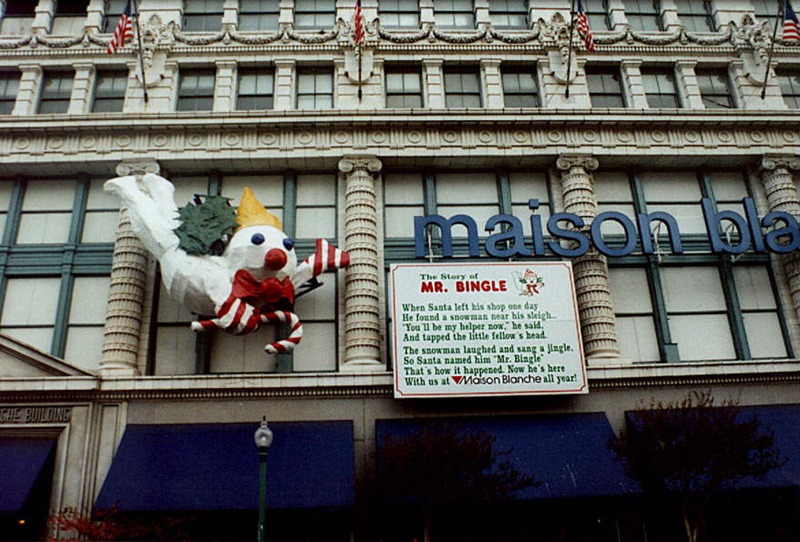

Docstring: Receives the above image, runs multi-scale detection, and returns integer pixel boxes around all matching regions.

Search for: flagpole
[132,0,149,104]
[760,0,784,100]
[565,0,577,98]
[357,44,363,101]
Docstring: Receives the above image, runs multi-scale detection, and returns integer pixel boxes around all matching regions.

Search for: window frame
[294,0,336,30]
[238,0,280,32]
[488,0,529,30]
[603,170,793,363]
[0,71,20,115]
[640,67,681,108]
[674,0,715,32]
[434,0,476,29]
[501,67,541,108]
[378,0,420,29]
[586,65,627,108]
[695,67,735,109]
[177,68,216,112]
[38,70,74,115]
[0,178,115,369]
[776,68,800,109]
[236,67,275,111]
[385,66,424,108]
[296,67,334,110]
[443,67,483,109]
[92,69,128,113]
[623,0,663,31]
[182,0,224,32]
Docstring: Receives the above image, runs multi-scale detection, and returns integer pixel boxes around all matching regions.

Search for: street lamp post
[254,417,273,542]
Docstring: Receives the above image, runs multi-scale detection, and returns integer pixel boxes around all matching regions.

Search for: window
[444,68,482,108]
[103,0,128,32]
[502,68,540,107]
[238,0,280,31]
[1,0,36,35]
[177,69,215,112]
[237,68,274,110]
[296,68,333,110]
[379,0,420,29]
[696,68,734,109]
[0,179,117,371]
[55,0,90,15]
[600,170,790,363]
[753,0,780,32]
[52,0,89,33]
[674,0,714,31]
[183,0,224,32]
[583,0,610,30]
[295,0,336,30]
[623,0,662,31]
[152,173,340,375]
[0,72,19,115]
[641,67,680,108]
[92,70,128,113]
[777,68,800,109]
[586,66,626,107]
[38,71,73,114]
[489,0,528,29]
[385,67,423,108]
[434,0,475,29]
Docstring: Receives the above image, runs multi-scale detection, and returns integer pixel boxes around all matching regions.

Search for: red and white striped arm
[191,294,262,335]
[291,238,351,289]
[261,311,304,354]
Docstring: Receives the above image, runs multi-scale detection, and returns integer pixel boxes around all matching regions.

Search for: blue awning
[624,403,800,490]
[96,421,355,511]
[734,405,799,489]
[0,438,55,512]
[376,414,638,499]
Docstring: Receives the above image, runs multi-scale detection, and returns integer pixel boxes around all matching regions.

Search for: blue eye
[283,238,295,250]
[251,233,265,245]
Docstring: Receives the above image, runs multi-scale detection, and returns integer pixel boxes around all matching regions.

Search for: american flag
[353,0,365,46]
[784,0,800,42]
[106,0,133,54]
[576,0,596,52]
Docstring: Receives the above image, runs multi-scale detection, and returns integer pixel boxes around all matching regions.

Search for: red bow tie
[231,270,295,310]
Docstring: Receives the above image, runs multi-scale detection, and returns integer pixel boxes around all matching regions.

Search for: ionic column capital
[116,159,161,177]
[760,154,800,173]
[338,155,383,175]
[556,154,599,173]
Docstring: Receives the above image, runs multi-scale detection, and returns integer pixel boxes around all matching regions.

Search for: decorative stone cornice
[3,13,798,52]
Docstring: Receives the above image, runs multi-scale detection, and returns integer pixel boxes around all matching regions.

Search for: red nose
[265,248,288,271]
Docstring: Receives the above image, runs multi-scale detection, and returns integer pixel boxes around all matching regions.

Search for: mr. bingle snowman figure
[105,173,349,354]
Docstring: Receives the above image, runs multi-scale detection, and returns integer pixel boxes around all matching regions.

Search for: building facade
[0,0,798,540]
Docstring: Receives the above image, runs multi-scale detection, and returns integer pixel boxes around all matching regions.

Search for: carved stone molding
[115,159,161,177]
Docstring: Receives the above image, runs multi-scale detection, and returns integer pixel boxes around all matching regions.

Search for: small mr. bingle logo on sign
[513,268,545,296]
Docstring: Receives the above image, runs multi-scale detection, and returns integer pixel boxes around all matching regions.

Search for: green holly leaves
[174,195,238,256]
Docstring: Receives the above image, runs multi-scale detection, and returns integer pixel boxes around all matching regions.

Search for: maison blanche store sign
[390,263,586,399]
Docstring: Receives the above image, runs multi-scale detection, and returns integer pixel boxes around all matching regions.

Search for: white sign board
[390,262,587,398]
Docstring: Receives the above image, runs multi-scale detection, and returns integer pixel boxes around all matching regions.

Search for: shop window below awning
[376,413,639,500]
[0,438,56,513]
[96,421,355,511]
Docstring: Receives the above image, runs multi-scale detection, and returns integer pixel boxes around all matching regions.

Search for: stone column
[99,160,159,377]
[760,154,800,319]
[339,156,384,371]
[556,154,622,363]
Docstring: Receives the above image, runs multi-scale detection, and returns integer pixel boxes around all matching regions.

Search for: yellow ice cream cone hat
[236,187,282,230]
